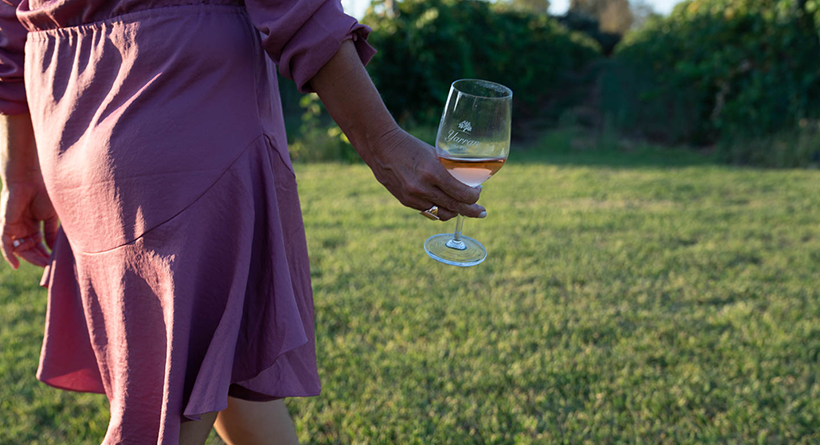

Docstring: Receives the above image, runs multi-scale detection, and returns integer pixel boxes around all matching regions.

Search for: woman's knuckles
[438,210,457,221]
[405,181,426,197]
[418,167,437,183]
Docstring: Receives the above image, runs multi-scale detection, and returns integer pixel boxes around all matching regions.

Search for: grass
[2,131,819,444]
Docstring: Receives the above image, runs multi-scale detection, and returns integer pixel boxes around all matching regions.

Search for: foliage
[717,119,820,167]
[604,0,820,148]
[363,0,601,127]
[505,0,550,15]
[287,94,361,164]
[630,0,662,30]
[557,10,623,54]
[4,141,820,443]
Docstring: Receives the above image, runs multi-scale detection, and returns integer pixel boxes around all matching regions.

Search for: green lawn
[2,134,819,444]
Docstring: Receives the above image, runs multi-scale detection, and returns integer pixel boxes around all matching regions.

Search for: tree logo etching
[446,121,479,147]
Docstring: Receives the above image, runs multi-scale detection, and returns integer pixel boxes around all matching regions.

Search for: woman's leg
[178,411,218,445]
[213,397,300,445]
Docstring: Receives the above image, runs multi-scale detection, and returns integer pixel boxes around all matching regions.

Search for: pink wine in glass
[438,155,506,187]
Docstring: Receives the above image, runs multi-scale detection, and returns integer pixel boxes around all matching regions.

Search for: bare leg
[179,411,218,445]
[213,397,300,445]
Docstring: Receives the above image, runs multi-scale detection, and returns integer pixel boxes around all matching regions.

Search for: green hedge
[603,0,820,147]
[364,0,601,127]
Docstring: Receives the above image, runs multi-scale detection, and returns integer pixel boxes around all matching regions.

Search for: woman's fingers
[430,167,481,205]
[33,241,51,261]
[406,175,484,218]
[415,152,484,215]
[404,181,483,219]
[436,207,458,221]
[1,238,20,270]
[0,232,50,269]
[0,182,58,269]
[17,245,49,268]
[399,192,458,222]
[427,186,485,218]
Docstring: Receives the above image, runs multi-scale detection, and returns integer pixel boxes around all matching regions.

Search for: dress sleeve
[244,0,376,93]
[0,0,27,115]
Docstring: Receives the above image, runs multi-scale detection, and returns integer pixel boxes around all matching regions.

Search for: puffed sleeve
[244,0,376,93]
[0,0,27,115]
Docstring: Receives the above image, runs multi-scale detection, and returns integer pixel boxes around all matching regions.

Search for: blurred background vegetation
[283,0,820,168]
[4,2,820,443]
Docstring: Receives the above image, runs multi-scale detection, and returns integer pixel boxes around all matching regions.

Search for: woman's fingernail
[478,211,487,218]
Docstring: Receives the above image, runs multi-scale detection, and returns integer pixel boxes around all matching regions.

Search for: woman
[0,0,486,443]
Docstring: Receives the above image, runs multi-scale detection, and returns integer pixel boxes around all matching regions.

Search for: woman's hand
[309,41,484,221]
[0,180,59,269]
[1,113,59,270]
[367,127,483,221]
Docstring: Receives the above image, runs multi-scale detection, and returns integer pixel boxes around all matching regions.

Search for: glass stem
[454,214,465,241]
[446,215,467,250]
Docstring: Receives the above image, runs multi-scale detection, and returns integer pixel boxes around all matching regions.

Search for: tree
[570,0,633,35]
[509,0,550,15]
[629,0,658,30]
[570,0,609,18]
[599,0,633,34]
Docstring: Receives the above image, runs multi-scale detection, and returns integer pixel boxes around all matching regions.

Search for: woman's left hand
[0,179,59,270]
[1,113,60,270]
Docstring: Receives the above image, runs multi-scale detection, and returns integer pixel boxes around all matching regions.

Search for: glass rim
[451,79,513,100]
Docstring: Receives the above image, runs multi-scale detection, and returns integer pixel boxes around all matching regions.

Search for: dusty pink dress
[0,0,374,442]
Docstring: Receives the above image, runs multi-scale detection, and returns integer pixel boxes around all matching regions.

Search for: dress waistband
[19,0,246,34]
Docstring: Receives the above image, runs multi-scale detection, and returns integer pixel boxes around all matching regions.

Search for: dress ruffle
[37,135,320,442]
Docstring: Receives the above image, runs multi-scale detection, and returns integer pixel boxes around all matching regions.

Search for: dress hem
[38,378,108,396]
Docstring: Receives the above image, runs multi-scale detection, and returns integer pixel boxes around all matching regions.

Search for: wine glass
[424,79,512,267]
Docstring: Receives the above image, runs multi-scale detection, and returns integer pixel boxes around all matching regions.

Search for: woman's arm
[0,113,58,269]
[309,40,485,222]
[1,114,39,184]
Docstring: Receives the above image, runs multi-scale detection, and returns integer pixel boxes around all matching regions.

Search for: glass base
[424,234,487,267]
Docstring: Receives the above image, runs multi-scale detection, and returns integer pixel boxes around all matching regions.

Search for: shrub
[717,120,820,168]
[603,0,820,147]
[287,94,361,163]
[557,11,623,55]
[364,0,602,127]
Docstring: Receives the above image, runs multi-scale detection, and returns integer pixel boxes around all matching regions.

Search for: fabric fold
[38,136,320,443]
[244,0,376,92]
[37,227,106,395]
[0,0,29,114]
[181,135,318,421]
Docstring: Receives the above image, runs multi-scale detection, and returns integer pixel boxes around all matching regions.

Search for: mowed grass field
[2,135,819,444]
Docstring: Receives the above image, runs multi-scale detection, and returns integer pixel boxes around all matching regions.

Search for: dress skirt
[14,3,367,443]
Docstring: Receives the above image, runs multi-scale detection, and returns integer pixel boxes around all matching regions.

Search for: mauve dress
[0,0,374,442]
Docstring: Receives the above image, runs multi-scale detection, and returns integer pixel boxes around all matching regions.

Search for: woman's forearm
[307,40,484,220]
[0,113,40,188]
[308,40,399,165]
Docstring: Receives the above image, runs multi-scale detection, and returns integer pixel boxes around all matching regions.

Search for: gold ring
[420,206,440,221]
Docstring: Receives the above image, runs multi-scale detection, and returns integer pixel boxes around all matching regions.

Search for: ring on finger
[12,237,28,250]
[420,205,441,221]
[11,233,40,251]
